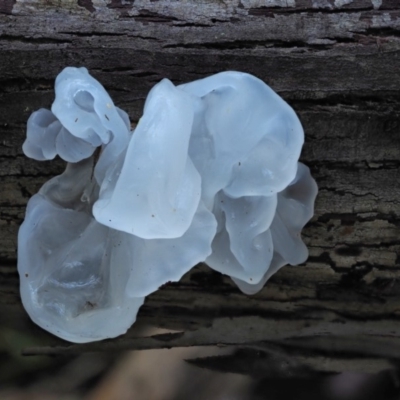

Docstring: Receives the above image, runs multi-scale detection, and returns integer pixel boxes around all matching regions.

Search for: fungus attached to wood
[18,67,317,343]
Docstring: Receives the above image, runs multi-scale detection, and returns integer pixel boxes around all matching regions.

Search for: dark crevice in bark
[107,0,135,10]
[316,212,400,226]
[290,95,400,109]
[135,10,179,24]
[99,67,160,77]
[248,6,377,16]
[363,27,400,38]
[163,39,332,50]
[172,22,212,28]
[57,31,127,37]
[306,160,400,171]
[0,34,71,44]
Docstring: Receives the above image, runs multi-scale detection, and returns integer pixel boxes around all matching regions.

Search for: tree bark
[1,0,400,375]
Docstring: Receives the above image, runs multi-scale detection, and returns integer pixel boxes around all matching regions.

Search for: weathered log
[1,0,400,375]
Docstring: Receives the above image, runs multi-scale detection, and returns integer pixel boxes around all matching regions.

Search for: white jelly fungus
[18,67,317,343]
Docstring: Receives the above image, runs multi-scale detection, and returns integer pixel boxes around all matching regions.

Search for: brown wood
[1,0,400,375]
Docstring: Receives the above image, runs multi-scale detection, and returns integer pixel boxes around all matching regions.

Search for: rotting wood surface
[0,0,400,375]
